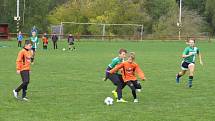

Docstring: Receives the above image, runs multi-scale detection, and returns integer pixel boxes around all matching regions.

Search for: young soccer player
[51,33,58,49]
[109,52,146,103]
[30,31,39,64]
[176,38,203,88]
[13,40,32,101]
[42,32,48,50]
[104,49,127,102]
[17,31,23,47]
[67,34,75,50]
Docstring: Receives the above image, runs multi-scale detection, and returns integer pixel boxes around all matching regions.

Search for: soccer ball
[104,97,113,105]
[62,48,66,51]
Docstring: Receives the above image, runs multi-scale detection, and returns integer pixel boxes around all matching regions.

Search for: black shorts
[181,61,194,70]
[32,48,36,52]
[126,80,141,89]
[69,42,74,45]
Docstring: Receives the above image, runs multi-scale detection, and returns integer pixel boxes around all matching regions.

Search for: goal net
[59,22,144,41]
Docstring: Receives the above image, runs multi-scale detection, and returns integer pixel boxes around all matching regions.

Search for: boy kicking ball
[13,40,33,101]
[109,52,146,103]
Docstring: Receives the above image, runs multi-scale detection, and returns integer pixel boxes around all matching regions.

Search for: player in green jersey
[104,49,128,102]
[176,38,203,88]
[30,31,39,64]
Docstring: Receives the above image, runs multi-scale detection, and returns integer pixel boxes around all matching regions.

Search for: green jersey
[182,46,199,63]
[108,57,123,68]
[30,36,39,49]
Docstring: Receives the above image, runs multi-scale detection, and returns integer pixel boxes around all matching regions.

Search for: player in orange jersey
[42,32,48,50]
[13,40,33,101]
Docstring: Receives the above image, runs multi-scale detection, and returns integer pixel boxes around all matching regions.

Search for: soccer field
[0,40,215,121]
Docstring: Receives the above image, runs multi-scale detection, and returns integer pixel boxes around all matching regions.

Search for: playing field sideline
[0,40,215,121]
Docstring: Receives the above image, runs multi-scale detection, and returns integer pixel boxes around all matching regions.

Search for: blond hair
[128,52,135,60]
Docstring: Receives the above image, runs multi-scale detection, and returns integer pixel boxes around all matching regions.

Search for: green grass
[0,40,215,121]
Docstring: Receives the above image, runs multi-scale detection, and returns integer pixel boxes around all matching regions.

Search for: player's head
[19,31,22,34]
[32,31,36,37]
[187,38,195,47]
[118,48,127,59]
[127,52,135,63]
[69,33,72,36]
[24,40,32,49]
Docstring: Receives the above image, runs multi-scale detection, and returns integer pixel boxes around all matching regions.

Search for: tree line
[1,0,215,36]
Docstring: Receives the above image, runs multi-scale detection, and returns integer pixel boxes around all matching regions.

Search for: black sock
[188,76,193,82]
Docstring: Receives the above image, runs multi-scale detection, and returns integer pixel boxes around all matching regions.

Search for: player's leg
[68,44,71,50]
[188,63,195,88]
[126,81,138,102]
[56,42,58,49]
[72,43,75,50]
[14,70,29,99]
[21,70,30,100]
[31,49,35,63]
[133,80,142,92]
[176,61,188,83]
[108,74,120,98]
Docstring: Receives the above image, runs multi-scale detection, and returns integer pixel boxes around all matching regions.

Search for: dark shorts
[69,42,74,45]
[181,61,194,70]
[126,80,142,89]
[32,48,36,52]
[105,66,124,85]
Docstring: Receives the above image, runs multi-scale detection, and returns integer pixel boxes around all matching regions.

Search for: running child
[176,38,203,88]
[67,34,75,50]
[104,49,127,102]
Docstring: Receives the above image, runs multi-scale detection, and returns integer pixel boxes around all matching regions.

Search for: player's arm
[135,65,145,81]
[109,63,124,74]
[197,49,203,65]
[16,51,24,74]
[182,48,192,58]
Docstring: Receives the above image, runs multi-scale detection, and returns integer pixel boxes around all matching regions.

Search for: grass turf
[0,40,215,121]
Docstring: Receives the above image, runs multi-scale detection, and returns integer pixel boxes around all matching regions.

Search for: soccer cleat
[188,81,192,88]
[112,90,118,99]
[176,75,180,83]
[136,89,141,92]
[22,97,29,101]
[134,99,139,103]
[13,90,18,98]
[117,98,127,103]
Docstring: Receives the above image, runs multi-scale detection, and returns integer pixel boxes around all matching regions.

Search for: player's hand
[189,52,196,56]
[200,61,203,66]
[142,77,147,81]
[16,70,20,74]
[103,78,107,81]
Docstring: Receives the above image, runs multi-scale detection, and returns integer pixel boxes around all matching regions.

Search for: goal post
[59,22,144,41]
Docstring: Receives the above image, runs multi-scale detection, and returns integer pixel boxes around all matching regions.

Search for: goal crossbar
[60,22,144,40]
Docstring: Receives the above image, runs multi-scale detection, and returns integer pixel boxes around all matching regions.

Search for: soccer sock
[31,58,34,63]
[132,90,137,99]
[188,76,193,85]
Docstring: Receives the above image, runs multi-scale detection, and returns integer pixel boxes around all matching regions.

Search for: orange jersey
[16,48,32,71]
[42,37,48,44]
[110,61,145,82]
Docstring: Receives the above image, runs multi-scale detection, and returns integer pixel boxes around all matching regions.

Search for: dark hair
[24,40,32,45]
[118,48,127,54]
[187,38,196,43]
